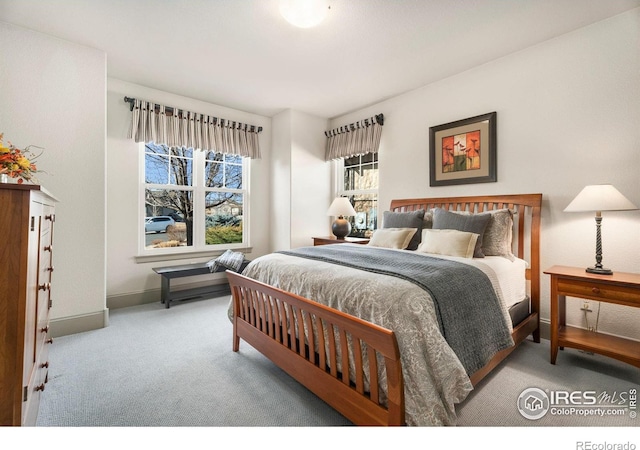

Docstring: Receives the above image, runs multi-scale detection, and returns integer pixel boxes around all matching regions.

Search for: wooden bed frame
[227,193,542,426]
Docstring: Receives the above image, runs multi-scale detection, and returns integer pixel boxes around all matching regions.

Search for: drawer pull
[591,287,601,294]
[40,361,49,369]
[35,384,45,392]
[46,338,53,344]
[45,214,55,221]
[40,326,49,333]
[47,266,54,272]
[44,245,53,252]
[38,283,51,291]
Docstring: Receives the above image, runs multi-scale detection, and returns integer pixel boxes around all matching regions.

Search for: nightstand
[544,265,640,368]
[313,236,370,246]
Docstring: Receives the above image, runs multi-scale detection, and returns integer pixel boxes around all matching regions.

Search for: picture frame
[429,111,497,186]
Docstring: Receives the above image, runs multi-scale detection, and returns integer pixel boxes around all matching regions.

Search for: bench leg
[161,277,171,309]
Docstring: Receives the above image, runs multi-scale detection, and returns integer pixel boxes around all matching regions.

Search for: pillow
[445,208,515,259]
[208,249,245,272]
[367,228,417,249]
[417,229,479,258]
[382,210,425,250]
[482,209,515,259]
[422,209,434,230]
[432,208,491,257]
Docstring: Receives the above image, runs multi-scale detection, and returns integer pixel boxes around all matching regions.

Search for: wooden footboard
[227,271,405,426]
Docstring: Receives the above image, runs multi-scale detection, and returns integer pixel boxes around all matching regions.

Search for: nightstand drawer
[557,278,640,306]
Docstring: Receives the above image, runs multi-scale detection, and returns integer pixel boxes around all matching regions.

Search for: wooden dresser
[0,184,57,426]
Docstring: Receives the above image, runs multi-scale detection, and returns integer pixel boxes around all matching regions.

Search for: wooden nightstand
[544,265,640,368]
[313,236,370,246]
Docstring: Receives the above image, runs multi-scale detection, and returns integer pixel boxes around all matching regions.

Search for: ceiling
[1,0,639,118]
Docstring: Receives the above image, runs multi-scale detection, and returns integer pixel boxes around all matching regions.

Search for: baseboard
[539,318,550,341]
[107,288,162,309]
[107,279,231,310]
[50,308,109,338]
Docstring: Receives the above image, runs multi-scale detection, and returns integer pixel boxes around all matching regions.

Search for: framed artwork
[429,111,497,186]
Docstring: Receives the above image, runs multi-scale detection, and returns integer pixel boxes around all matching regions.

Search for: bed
[227,193,541,426]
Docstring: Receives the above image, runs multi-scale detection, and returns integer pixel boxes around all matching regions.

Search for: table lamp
[327,197,357,239]
[564,184,637,275]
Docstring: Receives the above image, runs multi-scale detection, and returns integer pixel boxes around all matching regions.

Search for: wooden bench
[153,260,250,308]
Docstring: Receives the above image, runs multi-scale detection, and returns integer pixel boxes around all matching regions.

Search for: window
[337,152,378,237]
[141,143,248,254]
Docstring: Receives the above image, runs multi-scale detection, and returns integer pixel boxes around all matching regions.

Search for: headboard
[390,193,542,319]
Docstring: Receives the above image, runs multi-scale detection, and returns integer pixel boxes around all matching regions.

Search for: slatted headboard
[390,193,542,341]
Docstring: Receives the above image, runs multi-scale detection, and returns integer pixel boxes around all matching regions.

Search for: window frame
[334,152,379,237]
[138,143,250,257]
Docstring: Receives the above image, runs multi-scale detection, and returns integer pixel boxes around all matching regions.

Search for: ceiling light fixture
[279,0,329,28]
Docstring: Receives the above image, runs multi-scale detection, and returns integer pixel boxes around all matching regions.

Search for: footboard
[227,271,405,426]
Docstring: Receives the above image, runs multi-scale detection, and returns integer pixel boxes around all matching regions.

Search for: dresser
[0,184,57,426]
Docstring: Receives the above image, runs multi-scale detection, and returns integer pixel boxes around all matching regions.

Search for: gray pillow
[432,208,491,257]
[482,209,515,259]
[422,210,434,230]
[382,209,425,250]
[208,249,245,272]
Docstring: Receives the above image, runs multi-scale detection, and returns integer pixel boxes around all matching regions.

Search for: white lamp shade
[279,0,328,28]
[564,184,637,212]
[327,197,356,217]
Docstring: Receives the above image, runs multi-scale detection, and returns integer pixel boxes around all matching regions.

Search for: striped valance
[125,97,262,159]
[324,114,384,161]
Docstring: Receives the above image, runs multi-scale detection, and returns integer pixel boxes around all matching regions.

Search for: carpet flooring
[31,294,639,445]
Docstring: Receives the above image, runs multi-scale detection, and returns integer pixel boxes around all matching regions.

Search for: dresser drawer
[557,278,640,306]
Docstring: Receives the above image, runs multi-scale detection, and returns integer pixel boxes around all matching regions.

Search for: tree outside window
[339,153,378,237]
[143,143,246,251]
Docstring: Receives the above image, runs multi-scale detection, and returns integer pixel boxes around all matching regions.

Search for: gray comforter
[238,244,514,426]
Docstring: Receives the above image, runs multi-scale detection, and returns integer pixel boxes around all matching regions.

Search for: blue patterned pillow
[208,250,245,272]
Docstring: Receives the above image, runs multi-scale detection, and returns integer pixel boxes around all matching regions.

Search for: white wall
[105,79,271,303]
[0,22,108,332]
[271,109,331,251]
[328,9,640,340]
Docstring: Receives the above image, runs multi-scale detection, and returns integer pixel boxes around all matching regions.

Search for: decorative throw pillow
[482,209,515,259]
[367,228,417,250]
[445,208,515,259]
[417,229,479,258]
[432,208,491,258]
[422,209,434,230]
[382,209,425,250]
[208,249,245,272]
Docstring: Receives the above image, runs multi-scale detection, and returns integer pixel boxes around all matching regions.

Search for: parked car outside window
[145,216,175,233]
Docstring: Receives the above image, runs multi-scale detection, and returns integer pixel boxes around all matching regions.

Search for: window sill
[135,246,253,264]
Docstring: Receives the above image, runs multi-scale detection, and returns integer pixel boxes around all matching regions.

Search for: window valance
[125,97,262,159]
[324,113,384,161]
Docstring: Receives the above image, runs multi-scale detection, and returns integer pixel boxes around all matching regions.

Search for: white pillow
[367,228,417,249]
[416,229,479,258]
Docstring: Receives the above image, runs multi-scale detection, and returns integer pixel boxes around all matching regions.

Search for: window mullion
[192,150,205,249]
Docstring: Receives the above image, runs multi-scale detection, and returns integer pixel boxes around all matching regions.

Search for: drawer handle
[47,266,54,272]
[591,287,601,294]
[40,361,49,369]
[44,245,53,252]
[39,283,51,291]
[35,383,45,392]
[46,338,53,344]
[45,214,55,222]
[40,326,49,333]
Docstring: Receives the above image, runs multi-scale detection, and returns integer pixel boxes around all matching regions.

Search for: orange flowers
[0,133,41,184]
